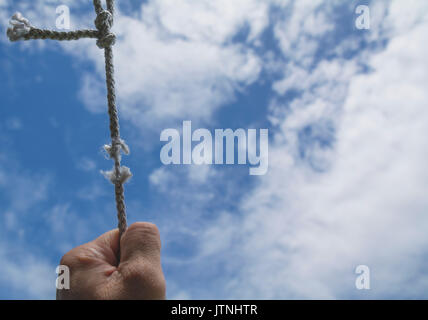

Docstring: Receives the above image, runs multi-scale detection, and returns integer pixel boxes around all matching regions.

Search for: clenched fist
[56,222,166,300]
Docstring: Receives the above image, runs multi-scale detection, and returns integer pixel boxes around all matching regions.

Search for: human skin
[56,222,166,300]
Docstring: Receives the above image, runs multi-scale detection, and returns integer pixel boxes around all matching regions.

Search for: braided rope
[7,1,131,240]
[93,1,130,239]
[106,0,115,18]
[7,12,98,42]
[24,28,99,41]
[93,0,103,15]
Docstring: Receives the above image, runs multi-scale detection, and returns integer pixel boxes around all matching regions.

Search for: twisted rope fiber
[23,29,98,41]
[93,0,130,239]
[94,0,131,239]
[7,1,131,240]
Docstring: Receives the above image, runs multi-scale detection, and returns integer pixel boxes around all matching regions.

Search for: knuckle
[121,260,166,298]
[59,246,94,269]
[121,259,146,283]
[59,250,76,268]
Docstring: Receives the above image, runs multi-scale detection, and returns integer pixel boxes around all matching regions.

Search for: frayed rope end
[7,12,32,42]
[103,138,130,160]
[101,166,132,185]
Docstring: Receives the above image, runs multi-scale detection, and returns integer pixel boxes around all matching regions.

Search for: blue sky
[1,0,428,299]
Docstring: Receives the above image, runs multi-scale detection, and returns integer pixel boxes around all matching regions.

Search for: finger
[60,229,120,269]
[118,222,165,299]
[119,222,162,264]
[91,228,120,266]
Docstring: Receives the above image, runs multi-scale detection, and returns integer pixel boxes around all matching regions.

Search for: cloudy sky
[0,0,428,299]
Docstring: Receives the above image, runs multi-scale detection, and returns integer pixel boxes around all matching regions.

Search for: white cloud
[148,0,269,44]
[196,0,428,298]
[2,0,268,132]
[0,156,90,299]
[57,0,267,130]
[0,158,56,298]
[149,166,173,193]
[0,245,55,299]
[187,165,215,184]
[273,0,334,67]
[0,167,50,213]
[77,73,107,114]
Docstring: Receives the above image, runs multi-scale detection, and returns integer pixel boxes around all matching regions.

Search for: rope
[7,2,131,239]
[106,0,115,19]
[25,29,99,41]
[7,12,98,41]
[93,0,104,15]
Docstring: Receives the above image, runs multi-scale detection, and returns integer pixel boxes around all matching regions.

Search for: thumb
[118,222,165,299]
[120,222,162,265]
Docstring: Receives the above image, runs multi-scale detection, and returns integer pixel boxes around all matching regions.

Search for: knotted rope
[7,0,131,239]
[7,12,99,41]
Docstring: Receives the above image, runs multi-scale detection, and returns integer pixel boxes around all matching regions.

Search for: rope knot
[7,12,32,42]
[103,138,130,161]
[95,10,115,49]
[101,166,133,185]
[102,138,132,184]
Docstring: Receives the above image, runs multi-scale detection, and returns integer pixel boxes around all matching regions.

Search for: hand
[56,222,166,300]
